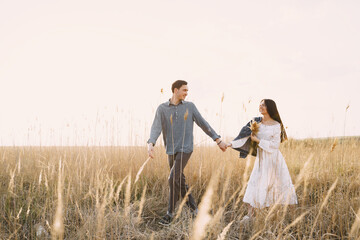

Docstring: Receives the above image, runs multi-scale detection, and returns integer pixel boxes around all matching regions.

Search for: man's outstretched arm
[147,106,162,158]
[192,103,227,152]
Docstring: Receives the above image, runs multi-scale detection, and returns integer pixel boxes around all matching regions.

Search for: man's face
[175,85,189,101]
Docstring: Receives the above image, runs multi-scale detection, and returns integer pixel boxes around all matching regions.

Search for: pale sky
[0,0,359,146]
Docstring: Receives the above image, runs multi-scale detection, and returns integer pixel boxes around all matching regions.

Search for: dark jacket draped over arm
[232,117,262,158]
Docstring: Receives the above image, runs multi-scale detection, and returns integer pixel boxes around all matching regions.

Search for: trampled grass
[0,137,359,239]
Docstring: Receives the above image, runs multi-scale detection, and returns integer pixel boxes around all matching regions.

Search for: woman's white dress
[231,123,298,209]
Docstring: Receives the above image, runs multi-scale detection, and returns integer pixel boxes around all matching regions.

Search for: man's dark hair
[171,80,187,93]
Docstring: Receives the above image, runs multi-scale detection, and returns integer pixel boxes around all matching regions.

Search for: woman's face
[259,100,267,115]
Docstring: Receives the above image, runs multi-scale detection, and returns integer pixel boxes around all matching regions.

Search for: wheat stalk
[216,220,233,240]
[277,210,311,239]
[294,154,313,188]
[174,186,193,220]
[330,138,338,152]
[249,229,264,240]
[249,120,260,135]
[220,167,231,206]
[8,167,16,195]
[219,93,224,134]
[309,177,338,237]
[191,170,220,240]
[134,157,151,184]
[114,175,128,203]
[124,172,132,217]
[179,109,189,205]
[96,179,112,238]
[350,207,360,238]
[208,207,224,230]
[234,155,252,209]
[52,159,64,240]
[137,184,147,222]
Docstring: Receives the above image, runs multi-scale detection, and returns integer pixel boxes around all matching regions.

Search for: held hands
[216,139,228,152]
[217,134,259,152]
[147,143,155,158]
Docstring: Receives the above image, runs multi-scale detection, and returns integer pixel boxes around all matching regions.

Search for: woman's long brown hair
[262,99,288,142]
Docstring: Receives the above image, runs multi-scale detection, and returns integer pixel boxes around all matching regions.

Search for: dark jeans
[167,152,197,214]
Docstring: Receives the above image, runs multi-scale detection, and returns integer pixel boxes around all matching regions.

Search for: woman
[227,99,297,221]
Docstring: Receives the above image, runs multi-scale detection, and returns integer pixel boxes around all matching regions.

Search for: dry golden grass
[249,121,260,135]
[0,137,359,239]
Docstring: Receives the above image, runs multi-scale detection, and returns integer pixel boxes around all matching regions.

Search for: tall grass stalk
[208,207,224,230]
[191,170,220,240]
[170,113,175,214]
[137,184,147,222]
[175,186,193,220]
[234,154,252,208]
[179,109,189,213]
[277,210,310,239]
[220,167,231,206]
[350,207,360,238]
[219,93,224,134]
[52,159,64,239]
[309,177,339,237]
[217,220,233,240]
[124,172,132,217]
[114,175,128,203]
[134,157,151,184]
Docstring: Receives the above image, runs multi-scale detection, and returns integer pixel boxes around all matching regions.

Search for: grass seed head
[184,109,189,121]
[249,120,260,135]
[330,138,338,152]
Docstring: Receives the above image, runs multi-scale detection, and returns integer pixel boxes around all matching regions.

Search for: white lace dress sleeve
[243,123,298,208]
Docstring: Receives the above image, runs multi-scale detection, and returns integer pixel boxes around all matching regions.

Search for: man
[147,80,227,226]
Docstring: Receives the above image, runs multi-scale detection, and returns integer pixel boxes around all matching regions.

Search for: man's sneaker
[158,214,173,226]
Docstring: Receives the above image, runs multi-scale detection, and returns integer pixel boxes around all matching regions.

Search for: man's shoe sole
[158,221,171,226]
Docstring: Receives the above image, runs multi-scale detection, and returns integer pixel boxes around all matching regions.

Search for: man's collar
[167,99,184,106]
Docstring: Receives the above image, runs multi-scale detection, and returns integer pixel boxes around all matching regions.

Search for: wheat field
[0,137,359,239]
